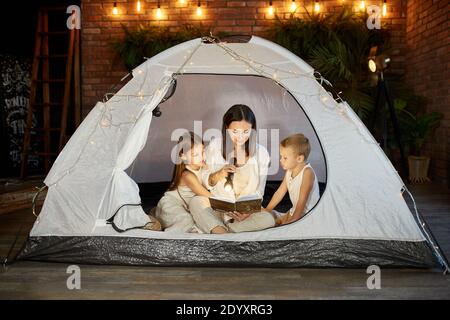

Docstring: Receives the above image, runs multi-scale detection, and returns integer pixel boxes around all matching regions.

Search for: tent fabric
[18,236,435,268]
[20,36,441,268]
[130,74,327,183]
[99,76,174,232]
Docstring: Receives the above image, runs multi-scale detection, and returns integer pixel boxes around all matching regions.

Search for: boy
[263,133,320,225]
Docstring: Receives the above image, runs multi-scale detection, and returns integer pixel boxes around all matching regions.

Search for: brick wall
[81,0,407,115]
[405,0,449,186]
[83,1,450,185]
[80,0,450,185]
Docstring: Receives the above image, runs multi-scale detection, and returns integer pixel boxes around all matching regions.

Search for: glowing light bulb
[179,0,186,4]
[268,1,274,16]
[137,0,141,12]
[112,2,118,15]
[314,0,320,13]
[360,0,365,11]
[290,0,297,12]
[382,0,387,17]
[156,5,162,19]
[100,116,111,128]
[196,2,203,17]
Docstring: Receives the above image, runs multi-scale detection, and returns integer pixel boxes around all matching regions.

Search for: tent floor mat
[17,236,437,268]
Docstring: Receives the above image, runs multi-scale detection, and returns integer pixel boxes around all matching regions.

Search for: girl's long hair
[221,104,257,161]
[168,131,203,191]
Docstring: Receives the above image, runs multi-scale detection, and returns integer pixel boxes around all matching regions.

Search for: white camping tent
[18,36,447,269]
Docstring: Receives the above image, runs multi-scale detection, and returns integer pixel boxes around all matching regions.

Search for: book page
[209,195,236,204]
[237,193,261,201]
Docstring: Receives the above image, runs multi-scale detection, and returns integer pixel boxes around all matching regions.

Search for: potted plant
[399,103,444,183]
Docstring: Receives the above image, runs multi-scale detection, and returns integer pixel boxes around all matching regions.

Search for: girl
[154,131,211,233]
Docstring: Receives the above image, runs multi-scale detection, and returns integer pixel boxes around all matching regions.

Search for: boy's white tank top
[286,163,320,215]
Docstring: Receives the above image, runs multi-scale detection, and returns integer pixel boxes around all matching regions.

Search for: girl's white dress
[155,166,202,233]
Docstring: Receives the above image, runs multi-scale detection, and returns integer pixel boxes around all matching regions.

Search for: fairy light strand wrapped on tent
[17,36,449,272]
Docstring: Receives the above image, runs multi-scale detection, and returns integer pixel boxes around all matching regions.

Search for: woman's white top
[286,163,320,216]
[201,136,270,199]
[232,160,252,199]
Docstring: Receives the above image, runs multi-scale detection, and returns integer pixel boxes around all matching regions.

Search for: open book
[209,194,262,213]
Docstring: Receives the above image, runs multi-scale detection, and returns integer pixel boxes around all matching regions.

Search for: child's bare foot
[142,216,162,231]
[211,226,228,234]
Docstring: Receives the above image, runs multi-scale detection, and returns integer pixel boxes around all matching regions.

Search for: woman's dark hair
[168,131,203,191]
[221,104,257,161]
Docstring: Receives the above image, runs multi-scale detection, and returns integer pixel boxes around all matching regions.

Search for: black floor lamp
[368,46,408,178]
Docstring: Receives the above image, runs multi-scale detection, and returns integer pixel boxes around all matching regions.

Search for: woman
[189,104,275,234]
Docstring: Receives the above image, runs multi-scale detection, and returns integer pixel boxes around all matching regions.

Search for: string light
[179,0,186,4]
[360,0,365,11]
[196,1,203,17]
[41,33,450,274]
[137,0,142,12]
[112,2,118,15]
[314,0,320,13]
[290,0,297,13]
[100,113,112,128]
[382,0,387,17]
[156,1,163,19]
[268,1,274,16]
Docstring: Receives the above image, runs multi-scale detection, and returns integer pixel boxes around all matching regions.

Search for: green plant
[397,103,443,156]
[111,24,208,71]
[267,6,390,121]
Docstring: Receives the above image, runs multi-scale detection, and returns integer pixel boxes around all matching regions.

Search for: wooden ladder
[20,6,81,179]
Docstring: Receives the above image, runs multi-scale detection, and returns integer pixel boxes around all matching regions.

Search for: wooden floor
[0,183,449,299]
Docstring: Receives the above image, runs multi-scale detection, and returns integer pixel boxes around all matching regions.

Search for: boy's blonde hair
[280,133,311,160]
